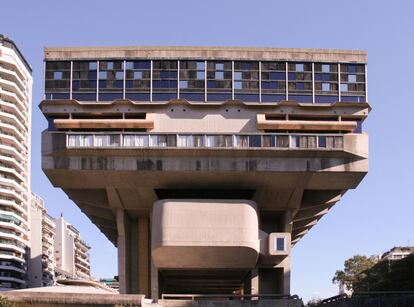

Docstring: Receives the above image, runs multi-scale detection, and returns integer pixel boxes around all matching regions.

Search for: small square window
[322,83,330,92]
[53,71,63,80]
[215,71,224,80]
[99,71,107,80]
[134,71,143,80]
[348,74,357,83]
[234,72,242,81]
[322,64,330,73]
[341,84,349,92]
[179,80,188,89]
[276,237,285,251]
[107,62,114,70]
[296,82,305,90]
[89,62,97,70]
[115,71,124,80]
[196,62,205,70]
[234,81,242,89]
[295,63,304,72]
[215,63,224,70]
[196,71,205,80]
[125,62,134,70]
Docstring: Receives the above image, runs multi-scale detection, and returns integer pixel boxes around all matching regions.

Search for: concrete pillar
[116,210,131,294]
[250,268,259,296]
[138,217,149,296]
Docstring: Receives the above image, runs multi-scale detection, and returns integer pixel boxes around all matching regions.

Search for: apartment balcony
[0,264,26,274]
[0,65,27,91]
[0,110,27,133]
[0,143,26,166]
[0,197,27,216]
[0,164,26,183]
[0,228,27,245]
[0,275,26,285]
[0,78,27,102]
[0,88,28,114]
[0,59,28,88]
[0,99,27,125]
[0,250,25,263]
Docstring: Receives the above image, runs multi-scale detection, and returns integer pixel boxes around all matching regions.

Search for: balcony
[65,132,345,151]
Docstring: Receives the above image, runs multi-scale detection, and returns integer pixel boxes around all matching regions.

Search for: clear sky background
[1,0,414,302]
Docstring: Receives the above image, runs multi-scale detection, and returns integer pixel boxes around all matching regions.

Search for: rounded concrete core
[151,199,259,269]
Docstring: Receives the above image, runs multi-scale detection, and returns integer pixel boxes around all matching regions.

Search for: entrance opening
[158,269,250,296]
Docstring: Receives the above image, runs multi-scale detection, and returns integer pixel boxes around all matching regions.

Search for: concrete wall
[28,202,42,287]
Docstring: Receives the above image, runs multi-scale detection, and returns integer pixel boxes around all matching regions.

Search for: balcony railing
[66,133,344,150]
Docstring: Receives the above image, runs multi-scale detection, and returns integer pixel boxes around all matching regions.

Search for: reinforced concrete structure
[54,216,91,280]
[0,35,32,290]
[28,193,56,287]
[40,46,370,299]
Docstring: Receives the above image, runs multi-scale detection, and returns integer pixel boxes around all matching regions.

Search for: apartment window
[53,71,63,80]
[322,83,330,92]
[107,62,114,70]
[340,84,349,92]
[234,81,242,89]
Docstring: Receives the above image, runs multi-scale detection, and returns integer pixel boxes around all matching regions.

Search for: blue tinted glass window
[234,72,242,80]
[72,80,80,90]
[115,71,124,80]
[134,71,143,80]
[269,72,284,80]
[179,80,188,89]
[288,72,296,80]
[249,135,261,147]
[348,74,357,83]
[296,82,305,90]
[88,71,97,79]
[322,83,330,91]
[315,74,322,81]
[107,62,114,70]
[276,238,285,251]
[89,62,97,70]
[348,65,357,73]
[53,71,63,80]
[234,81,242,89]
[318,136,326,148]
[215,63,224,70]
[322,64,330,73]
[99,71,107,80]
[295,64,304,72]
[126,62,134,70]
[322,74,331,81]
[196,71,205,80]
[341,84,348,92]
[215,71,224,80]
[196,62,205,70]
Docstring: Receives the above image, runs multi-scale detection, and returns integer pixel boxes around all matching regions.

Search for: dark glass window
[314,63,339,103]
[152,60,178,101]
[71,61,97,101]
[97,60,123,101]
[261,61,285,99]
[45,61,71,98]
[125,60,151,101]
[233,61,259,101]
[340,64,365,100]
[276,237,285,251]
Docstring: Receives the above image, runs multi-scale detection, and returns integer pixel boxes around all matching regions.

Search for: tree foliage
[333,254,414,292]
[0,297,15,307]
[332,255,377,291]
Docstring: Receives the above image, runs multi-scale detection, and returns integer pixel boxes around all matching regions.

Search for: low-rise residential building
[381,246,414,262]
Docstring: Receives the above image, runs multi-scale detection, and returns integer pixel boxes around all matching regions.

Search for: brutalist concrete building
[40,46,370,299]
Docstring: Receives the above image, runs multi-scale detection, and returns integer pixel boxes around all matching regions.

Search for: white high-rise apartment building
[54,217,91,280]
[0,35,32,290]
[28,193,56,287]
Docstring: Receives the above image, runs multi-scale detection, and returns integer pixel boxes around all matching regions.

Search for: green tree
[332,255,377,291]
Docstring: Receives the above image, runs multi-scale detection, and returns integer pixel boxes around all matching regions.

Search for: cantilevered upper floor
[43,46,367,104]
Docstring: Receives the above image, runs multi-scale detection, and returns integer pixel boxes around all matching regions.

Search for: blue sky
[1,0,414,302]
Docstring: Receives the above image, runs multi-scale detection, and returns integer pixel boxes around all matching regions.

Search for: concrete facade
[0,35,32,290]
[40,46,370,299]
[54,217,91,280]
